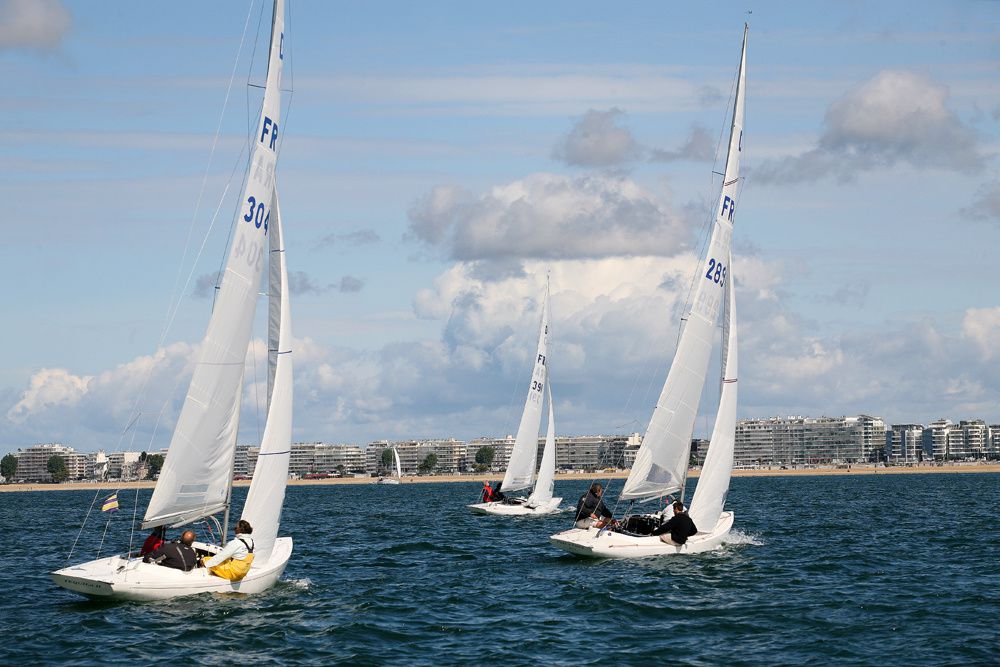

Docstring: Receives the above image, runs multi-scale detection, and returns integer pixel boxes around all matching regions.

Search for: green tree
[417,453,438,474]
[47,455,69,483]
[474,446,495,468]
[145,453,164,480]
[380,448,395,469]
[1,453,17,481]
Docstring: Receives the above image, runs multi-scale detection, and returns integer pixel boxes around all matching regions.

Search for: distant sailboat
[550,25,747,557]
[469,282,562,516]
[376,447,402,484]
[52,0,294,599]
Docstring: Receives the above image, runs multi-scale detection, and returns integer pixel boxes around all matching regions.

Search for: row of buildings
[6,415,1000,482]
[4,444,149,483]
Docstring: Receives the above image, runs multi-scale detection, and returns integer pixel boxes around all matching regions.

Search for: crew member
[202,519,255,581]
[574,483,613,529]
[481,481,494,503]
[139,525,167,557]
[652,501,698,546]
[144,530,198,571]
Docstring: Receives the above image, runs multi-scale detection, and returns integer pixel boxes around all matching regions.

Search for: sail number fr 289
[705,258,727,286]
[243,196,270,235]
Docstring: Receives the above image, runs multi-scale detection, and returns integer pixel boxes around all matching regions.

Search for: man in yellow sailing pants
[202,519,255,581]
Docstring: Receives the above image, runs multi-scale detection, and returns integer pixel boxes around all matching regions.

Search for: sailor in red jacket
[481,481,495,503]
[139,525,167,557]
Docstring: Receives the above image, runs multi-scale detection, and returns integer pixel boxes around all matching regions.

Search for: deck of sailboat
[51,537,293,601]
[550,512,734,558]
[467,497,563,515]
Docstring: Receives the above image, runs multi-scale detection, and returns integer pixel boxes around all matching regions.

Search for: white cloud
[552,108,639,167]
[407,172,694,265]
[649,125,715,163]
[755,70,983,184]
[0,0,70,51]
[7,367,90,423]
[963,307,1000,360]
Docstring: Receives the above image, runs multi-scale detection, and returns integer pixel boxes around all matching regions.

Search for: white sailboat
[469,283,562,516]
[550,25,747,557]
[376,447,402,484]
[52,0,293,600]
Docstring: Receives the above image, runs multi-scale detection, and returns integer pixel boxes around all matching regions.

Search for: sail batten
[144,0,286,529]
[620,25,746,502]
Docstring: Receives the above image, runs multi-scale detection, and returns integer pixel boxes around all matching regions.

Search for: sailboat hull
[51,537,293,602]
[468,497,563,516]
[549,512,734,558]
[375,479,401,485]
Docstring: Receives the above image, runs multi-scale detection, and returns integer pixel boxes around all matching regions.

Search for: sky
[2,0,1000,455]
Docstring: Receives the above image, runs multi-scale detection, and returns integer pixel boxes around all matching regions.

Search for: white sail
[527,383,556,506]
[500,285,549,492]
[621,25,746,501]
[393,447,402,479]
[241,190,292,565]
[144,0,286,528]
[689,255,737,530]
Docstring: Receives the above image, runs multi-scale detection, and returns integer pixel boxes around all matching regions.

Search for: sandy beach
[2,462,998,493]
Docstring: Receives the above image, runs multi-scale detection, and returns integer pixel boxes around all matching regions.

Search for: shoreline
[2,462,998,493]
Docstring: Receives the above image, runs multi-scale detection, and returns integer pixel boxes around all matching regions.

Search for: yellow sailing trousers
[208,554,255,581]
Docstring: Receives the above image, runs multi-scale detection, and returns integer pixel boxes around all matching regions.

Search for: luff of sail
[527,383,556,506]
[500,286,550,493]
[393,447,402,479]
[689,251,737,530]
[144,0,287,528]
[620,25,746,501]
[241,190,292,564]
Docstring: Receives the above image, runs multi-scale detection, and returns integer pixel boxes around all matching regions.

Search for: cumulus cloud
[552,108,640,167]
[407,173,694,268]
[755,70,983,184]
[0,0,70,51]
[649,125,715,163]
[960,180,1000,224]
[7,367,90,423]
[963,307,1000,361]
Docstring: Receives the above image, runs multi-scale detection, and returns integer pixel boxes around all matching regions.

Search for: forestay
[527,383,556,506]
[620,26,746,501]
[144,0,287,528]
[500,286,550,493]
[241,191,292,565]
[689,256,737,530]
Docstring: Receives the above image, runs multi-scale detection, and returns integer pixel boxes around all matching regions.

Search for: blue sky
[2,0,999,454]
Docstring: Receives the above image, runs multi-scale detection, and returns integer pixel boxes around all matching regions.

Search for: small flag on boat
[102,493,119,513]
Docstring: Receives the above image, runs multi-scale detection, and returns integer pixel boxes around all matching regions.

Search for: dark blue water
[2,474,998,665]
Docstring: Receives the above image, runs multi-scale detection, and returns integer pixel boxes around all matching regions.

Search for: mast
[620,24,747,503]
[142,0,286,530]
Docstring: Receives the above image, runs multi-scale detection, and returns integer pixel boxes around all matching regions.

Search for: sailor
[139,525,167,557]
[574,482,613,529]
[202,520,255,581]
[481,481,494,503]
[652,501,698,546]
[143,530,198,571]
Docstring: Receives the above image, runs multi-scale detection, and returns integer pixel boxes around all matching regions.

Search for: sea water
[2,473,998,665]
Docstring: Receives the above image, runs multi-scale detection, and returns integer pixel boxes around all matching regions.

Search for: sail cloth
[393,447,402,479]
[241,191,292,565]
[500,286,550,493]
[620,26,746,501]
[689,254,737,530]
[526,383,556,507]
[143,0,287,529]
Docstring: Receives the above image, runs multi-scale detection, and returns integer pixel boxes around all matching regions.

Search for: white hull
[375,478,400,485]
[467,497,563,516]
[550,512,734,558]
[51,537,293,602]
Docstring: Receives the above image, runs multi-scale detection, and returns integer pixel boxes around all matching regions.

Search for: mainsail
[689,255,737,530]
[144,0,286,528]
[620,25,746,501]
[500,285,550,493]
[241,190,292,564]
[393,447,402,479]
[526,383,557,506]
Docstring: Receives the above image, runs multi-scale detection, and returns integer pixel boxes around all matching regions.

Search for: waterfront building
[960,420,988,459]
[365,439,467,475]
[734,415,887,466]
[465,435,515,473]
[887,424,924,462]
[107,451,143,480]
[312,443,366,475]
[86,450,109,479]
[990,425,1000,458]
[233,444,253,478]
[13,443,87,482]
[925,419,952,460]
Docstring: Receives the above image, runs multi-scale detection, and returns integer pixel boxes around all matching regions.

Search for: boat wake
[722,529,763,547]
[285,577,311,590]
